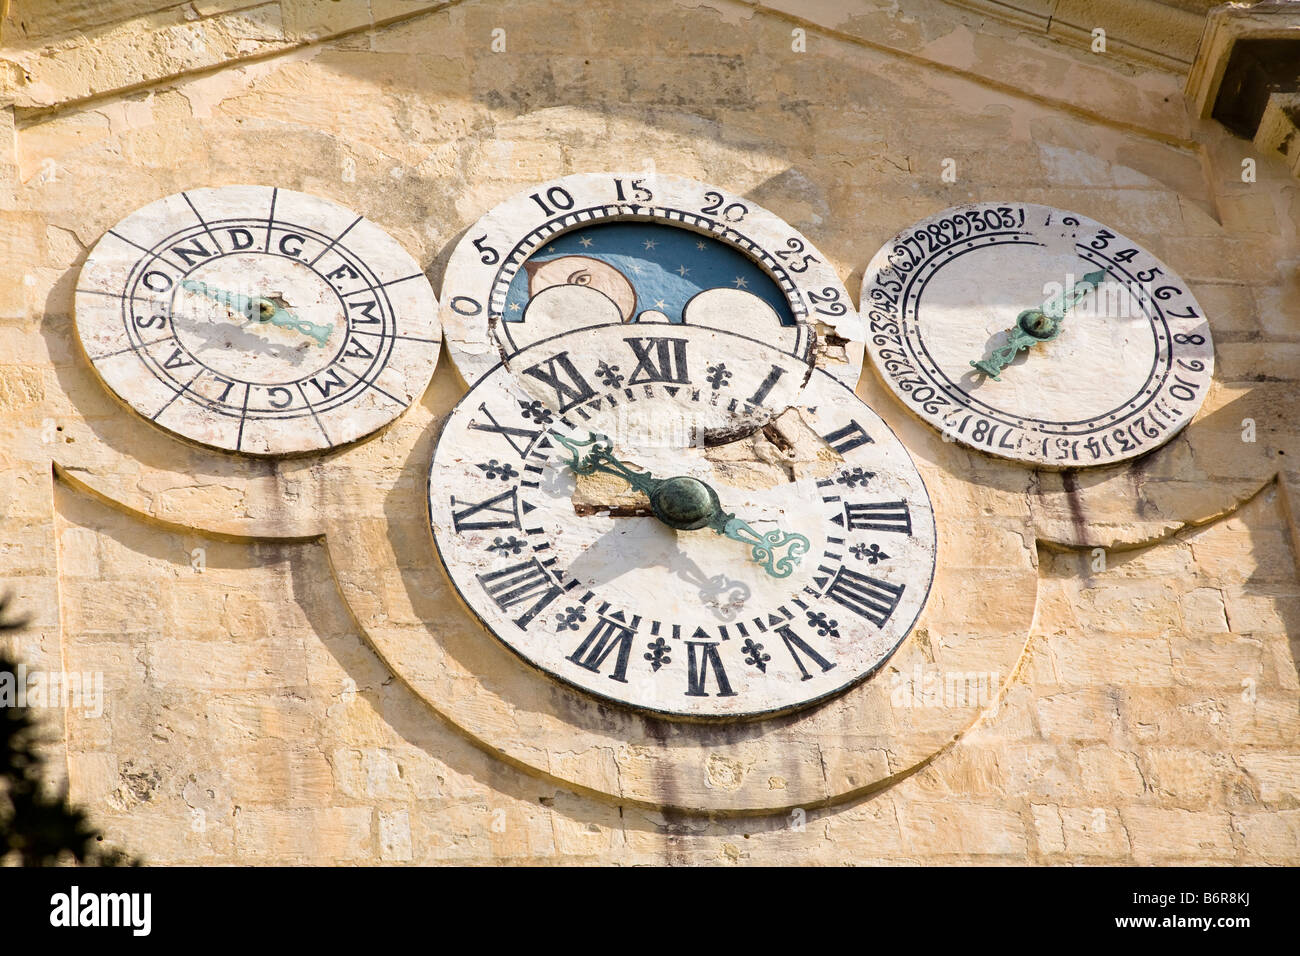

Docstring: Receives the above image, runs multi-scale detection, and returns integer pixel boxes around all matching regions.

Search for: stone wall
[1,0,1297,863]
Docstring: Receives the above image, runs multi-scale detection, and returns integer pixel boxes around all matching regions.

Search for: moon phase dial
[75,185,440,455]
[440,171,863,390]
[861,202,1215,467]
[428,325,935,719]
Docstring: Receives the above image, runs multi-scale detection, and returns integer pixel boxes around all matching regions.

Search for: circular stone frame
[860,202,1215,468]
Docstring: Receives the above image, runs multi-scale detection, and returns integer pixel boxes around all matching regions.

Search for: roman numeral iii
[842,500,912,535]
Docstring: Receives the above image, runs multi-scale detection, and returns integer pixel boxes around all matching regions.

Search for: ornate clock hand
[179,279,334,347]
[970,268,1106,381]
[254,296,335,347]
[552,431,811,579]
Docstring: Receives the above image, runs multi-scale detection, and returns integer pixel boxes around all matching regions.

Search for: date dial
[861,202,1214,467]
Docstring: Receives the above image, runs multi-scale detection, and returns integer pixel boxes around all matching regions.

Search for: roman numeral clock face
[428,324,936,718]
[74,186,440,454]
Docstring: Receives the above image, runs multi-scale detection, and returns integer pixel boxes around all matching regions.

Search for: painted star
[696,241,707,251]
[628,262,644,275]
[578,236,594,248]
[733,276,749,288]
[508,302,521,311]
[547,245,556,253]
[643,239,658,250]
[676,264,690,277]
[654,299,668,309]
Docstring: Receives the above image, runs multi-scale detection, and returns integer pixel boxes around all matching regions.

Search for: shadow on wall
[53,471,822,859]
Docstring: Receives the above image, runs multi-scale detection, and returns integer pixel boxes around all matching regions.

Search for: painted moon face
[525,255,638,320]
[75,185,440,455]
[428,324,935,718]
[861,202,1214,467]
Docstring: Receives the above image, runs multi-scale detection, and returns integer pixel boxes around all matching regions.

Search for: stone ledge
[4,0,1199,147]
[0,1,451,114]
[1186,0,1300,120]
[758,0,1195,142]
[950,0,1207,70]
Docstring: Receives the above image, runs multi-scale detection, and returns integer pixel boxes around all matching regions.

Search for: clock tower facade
[0,0,1297,864]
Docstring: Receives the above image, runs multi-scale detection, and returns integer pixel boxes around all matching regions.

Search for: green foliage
[0,595,137,866]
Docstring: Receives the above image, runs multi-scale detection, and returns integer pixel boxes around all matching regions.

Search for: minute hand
[180,280,333,347]
[552,432,810,579]
[970,269,1106,381]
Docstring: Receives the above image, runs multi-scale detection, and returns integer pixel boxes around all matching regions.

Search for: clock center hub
[1018,309,1059,340]
[170,253,345,385]
[649,475,722,531]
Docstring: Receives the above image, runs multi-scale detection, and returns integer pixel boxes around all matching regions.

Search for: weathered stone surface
[0,0,1290,866]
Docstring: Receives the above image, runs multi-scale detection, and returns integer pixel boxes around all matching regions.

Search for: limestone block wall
[0,0,1297,863]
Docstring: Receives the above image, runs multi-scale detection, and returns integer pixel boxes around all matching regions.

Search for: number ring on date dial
[861,202,1215,467]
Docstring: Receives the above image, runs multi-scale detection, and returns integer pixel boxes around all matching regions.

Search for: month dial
[440,171,863,389]
[428,324,935,718]
[74,185,440,455]
[861,202,1214,467]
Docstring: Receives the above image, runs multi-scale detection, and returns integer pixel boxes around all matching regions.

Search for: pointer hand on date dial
[970,268,1105,381]
[180,279,334,347]
[553,431,810,579]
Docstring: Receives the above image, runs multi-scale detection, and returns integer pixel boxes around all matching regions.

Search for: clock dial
[429,325,935,719]
[75,185,440,455]
[861,202,1215,467]
[441,172,863,389]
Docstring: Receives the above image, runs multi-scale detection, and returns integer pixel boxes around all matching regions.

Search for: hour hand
[180,280,334,347]
[552,431,659,497]
[180,279,257,320]
[970,269,1105,381]
[715,516,810,579]
[551,431,810,579]
[250,296,334,347]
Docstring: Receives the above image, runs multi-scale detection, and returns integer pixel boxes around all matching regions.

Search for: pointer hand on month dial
[180,279,334,347]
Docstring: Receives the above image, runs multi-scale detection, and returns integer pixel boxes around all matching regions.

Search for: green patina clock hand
[180,279,333,347]
[970,269,1107,381]
[552,431,811,579]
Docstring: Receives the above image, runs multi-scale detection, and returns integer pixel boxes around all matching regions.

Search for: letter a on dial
[75,186,441,455]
